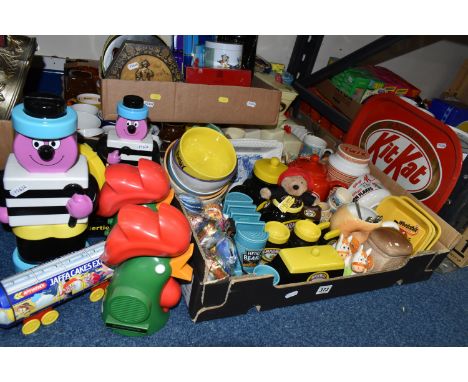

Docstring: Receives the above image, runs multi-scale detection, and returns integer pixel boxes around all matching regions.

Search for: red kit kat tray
[345,94,462,212]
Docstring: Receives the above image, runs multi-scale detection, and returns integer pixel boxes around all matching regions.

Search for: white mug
[299,134,333,158]
[327,187,353,212]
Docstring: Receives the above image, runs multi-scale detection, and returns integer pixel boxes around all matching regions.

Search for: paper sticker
[316,285,333,295]
[436,143,447,149]
[150,93,161,100]
[10,184,29,197]
[246,101,256,108]
[144,101,155,108]
[127,62,139,71]
[285,291,298,299]
[218,97,229,103]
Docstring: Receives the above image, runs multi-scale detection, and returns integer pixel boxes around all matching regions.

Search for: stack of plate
[375,195,441,253]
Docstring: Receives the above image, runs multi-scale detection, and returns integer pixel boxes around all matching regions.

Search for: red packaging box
[185,67,252,87]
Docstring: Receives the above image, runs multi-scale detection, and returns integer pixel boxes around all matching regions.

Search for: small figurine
[101,204,193,336]
[96,95,160,166]
[343,245,374,276]
[259,166,316,230]
[334,234,359,260]
[0,93,99,272]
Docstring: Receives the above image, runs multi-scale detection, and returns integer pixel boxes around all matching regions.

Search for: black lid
[123,95,144,109]
[23,93,66,119]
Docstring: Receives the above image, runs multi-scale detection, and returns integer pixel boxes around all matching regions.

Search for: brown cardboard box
[444,59,468,104]
[182,115,462,323]
[315,79,362,120]
[448,227,468,267]
[100,77,282,126]
[0,121,13,170]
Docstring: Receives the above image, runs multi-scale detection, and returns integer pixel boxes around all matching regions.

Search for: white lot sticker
[144,101,155,108]
[436,143,447,149]
[246,101,256,108]
[316,285,333,295]
[127,62,139,70]
[285,290,298,299]
[10,184,29,197]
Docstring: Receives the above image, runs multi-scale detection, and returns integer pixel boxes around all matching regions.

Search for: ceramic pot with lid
[363,227,413,272]
[288,155,346,201]
[230,157,288,206]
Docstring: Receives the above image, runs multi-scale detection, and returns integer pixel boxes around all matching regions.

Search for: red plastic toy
[97,158,170,217]
[102,203,192,267]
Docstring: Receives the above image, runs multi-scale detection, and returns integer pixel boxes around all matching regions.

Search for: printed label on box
[316,285,333,295]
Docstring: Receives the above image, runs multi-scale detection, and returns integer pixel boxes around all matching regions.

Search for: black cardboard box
[181,121,461,322]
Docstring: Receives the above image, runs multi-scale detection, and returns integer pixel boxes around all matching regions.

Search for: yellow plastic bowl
[178,127,237,180]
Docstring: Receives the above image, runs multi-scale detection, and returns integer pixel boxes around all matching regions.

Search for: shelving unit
[287,35,468,230]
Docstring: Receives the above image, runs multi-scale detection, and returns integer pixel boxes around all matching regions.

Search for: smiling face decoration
[115,117,148,140]
[13,133,79,173]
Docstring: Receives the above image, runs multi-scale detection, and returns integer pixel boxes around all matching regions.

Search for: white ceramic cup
[71,103,99,116]
[77,93,101,108]
[327,187,353,212]
[299,134,333,158]
[348,174,391,209]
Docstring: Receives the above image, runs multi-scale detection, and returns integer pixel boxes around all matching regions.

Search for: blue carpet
[1,227,467,347]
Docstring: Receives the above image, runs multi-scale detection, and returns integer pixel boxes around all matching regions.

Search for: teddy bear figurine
[258,167,317,230]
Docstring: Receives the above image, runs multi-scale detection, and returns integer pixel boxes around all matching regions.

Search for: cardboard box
[0,121,13,170]
[315,79,362,120]
[100,77,282,126]
[181,119,462,323]
[254,72,298,120]
[445,59,468,105]
[448,227,468,267]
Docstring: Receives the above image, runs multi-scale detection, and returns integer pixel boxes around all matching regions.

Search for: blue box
[429,98,468,127]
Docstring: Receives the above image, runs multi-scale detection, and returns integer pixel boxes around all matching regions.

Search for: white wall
[31,35,468,99]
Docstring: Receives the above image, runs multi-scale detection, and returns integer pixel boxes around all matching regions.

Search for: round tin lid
[345,94,463,212]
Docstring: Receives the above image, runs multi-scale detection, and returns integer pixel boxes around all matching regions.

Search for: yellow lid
[253,157,287,184]
[279,245,344,274]
[265,221,290,245]
[294,220,330,242]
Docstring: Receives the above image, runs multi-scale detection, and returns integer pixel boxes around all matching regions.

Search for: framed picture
[104,40,181,82]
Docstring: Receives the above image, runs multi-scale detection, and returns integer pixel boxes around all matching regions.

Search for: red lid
[345,94,463,212]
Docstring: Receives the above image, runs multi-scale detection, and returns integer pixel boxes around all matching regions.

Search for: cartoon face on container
[115,95,149,141]
[11,94,79,173]
[115,118,148,140]
[13,133,79,173]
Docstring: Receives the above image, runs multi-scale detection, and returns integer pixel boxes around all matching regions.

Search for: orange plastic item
[97,158,170,217]
[102,204,192,267]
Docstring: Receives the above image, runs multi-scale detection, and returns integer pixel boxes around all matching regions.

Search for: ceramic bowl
[169,140,234,195]
[178,127,237,180]
[76,111,102,136]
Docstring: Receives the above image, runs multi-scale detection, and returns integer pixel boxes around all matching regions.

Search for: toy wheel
[22,319,41,335]
[90,288,105,302]
[41,310,60,326]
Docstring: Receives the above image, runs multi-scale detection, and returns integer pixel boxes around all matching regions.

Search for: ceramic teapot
[288,155,346,201]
